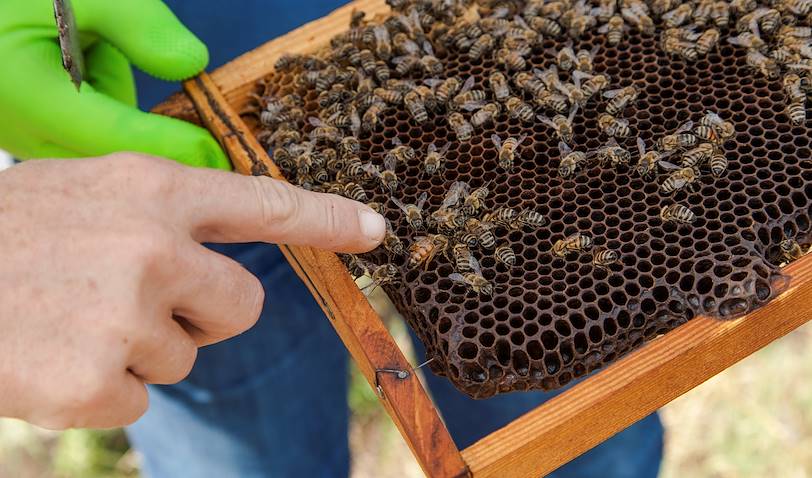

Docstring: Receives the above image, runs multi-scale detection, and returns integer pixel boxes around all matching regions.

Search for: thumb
[170,163,386,253]
[76,0,208,80]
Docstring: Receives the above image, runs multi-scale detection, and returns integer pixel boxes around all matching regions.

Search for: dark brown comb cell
[251,14,811,398]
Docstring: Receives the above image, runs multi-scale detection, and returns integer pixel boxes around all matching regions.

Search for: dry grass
[3,304,812,478]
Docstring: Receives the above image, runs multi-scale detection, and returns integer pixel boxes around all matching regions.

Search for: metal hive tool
[250,1,812,398]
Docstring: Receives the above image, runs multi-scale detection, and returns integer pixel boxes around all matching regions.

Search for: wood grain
[462,256,812,478]
[183,73,468,478]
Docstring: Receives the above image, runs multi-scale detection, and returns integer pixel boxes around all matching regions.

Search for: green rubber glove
[0,0,230,169]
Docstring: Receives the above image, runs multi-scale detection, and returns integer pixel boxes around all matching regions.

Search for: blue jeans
[126,244,662,478]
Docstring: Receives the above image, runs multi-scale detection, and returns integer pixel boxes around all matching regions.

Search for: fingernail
[358,209,386,244]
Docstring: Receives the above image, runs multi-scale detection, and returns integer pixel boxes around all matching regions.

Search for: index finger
[174,166,386,254]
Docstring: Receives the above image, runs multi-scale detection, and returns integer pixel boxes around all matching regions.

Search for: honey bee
[392,54,422,75]
[404,89,429,124]
[727,31,767,51]
[363,156,399,192]
[663,37,699,61]
[344,254,368,279]
[464,217,497,249]
[535,89,571,113]
[636,137,675,177]
[374,86,404,105]
[784,74,808,124]
[681,142,716,168]
[448,112,474,140]
[592,247,619,269]
[554,79,587,107]
[552,42,577,71]
[384,137,416,164]
[360,263,400,295]
[441,180,469,209]
[538,105,578,143]
[383,219,405,256]
[307,116,343,143]
[695,111,735,143]
[691,0,715,26]
[326,106,361,135]
[343,182,368,202]
[392,192,428,231]
[514,71,546,97]
[495,243,517,267]
[274,53,301,71]
[469,33,495,60]
[710,2,730,27]
[695,28,721,55]
[461,182,491,217]
[593,0,619,21]
[598,15,626,46]
[470,102,502,128]
[603,86,639,115]
[408,233,450,270]
[660,203,696,224]
[362,101,386,132]
[535,65,561,90]
[658,120,698,151]
[516,208,547,229]
[482,207,519,229]
[449,259,494,297]
[780,238,804,263]
[552,232,593,257]
[558,141,590,178]
[489,71,512,103]
[341,157,366,178]
[451,243,475,272]
[660,164,699,193]
[598,113,632,138]
[621,7,655,35]
[424,76,462,105]
[338,136,360,158]
[783,0,812,16]
[420,43,444,76]
[495,48,527,71]
[593,137,632,167]
[423,142,451,176]
[528,16,563,37]
[505,96,535,123]
[662,4,693,27]
[575,46,599,73]
[492,134,528,171]
[366,202,384,214]
[452,76,487,111]
[573,71,610,100]
[690,142,718,173]
[372,25,392,60]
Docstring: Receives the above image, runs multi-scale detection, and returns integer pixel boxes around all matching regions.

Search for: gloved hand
[0,0,230,169]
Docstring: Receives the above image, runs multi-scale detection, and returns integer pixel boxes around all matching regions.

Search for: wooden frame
[154,2,812,476]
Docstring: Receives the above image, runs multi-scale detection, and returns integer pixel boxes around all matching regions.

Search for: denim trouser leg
[127,244,351,478]
[127,243,662,478]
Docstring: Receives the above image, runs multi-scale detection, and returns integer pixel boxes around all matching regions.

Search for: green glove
[0,0,230,169]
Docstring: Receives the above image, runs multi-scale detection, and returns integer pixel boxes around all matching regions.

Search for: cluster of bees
[250,0,810,299]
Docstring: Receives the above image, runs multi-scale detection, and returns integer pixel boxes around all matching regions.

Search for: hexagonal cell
[250,2,811,398]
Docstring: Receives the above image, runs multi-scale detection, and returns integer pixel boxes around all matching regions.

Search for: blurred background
[1,275,811,478]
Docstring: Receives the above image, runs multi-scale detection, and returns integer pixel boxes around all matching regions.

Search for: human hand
[0,153,385,429]
[0,0,229,169]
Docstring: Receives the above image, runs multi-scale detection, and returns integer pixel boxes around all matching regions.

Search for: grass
[3,291,812,477]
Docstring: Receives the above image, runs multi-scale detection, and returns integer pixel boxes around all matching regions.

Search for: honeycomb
[249,6,812,398]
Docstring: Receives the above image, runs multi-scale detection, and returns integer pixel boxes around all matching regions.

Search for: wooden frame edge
[182,73,469,478]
